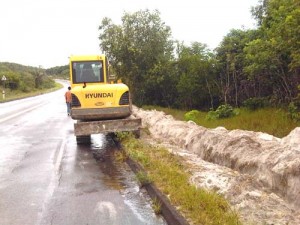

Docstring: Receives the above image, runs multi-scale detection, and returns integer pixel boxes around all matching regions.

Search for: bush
[5,72,21,90]
[206,104,238,120]
[288,102,300,121]
[243,97,268,110]
[184,110,200,122]
[136,171,152,187]
[20,72,35,91]
[205,110,219,120]
[288,85,300,121]
[40,76,56,89]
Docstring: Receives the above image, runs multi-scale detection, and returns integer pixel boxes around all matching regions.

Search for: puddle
[89,134,167,225]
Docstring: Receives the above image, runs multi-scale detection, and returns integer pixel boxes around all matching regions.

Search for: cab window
[72,61,104,83]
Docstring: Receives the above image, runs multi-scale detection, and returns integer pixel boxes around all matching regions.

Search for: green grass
[117,132,241,225]
[152,197,162,215]
[0,82,63,103]
[135,171,152,187]
[194,108,299,137]
[142,106,300,138]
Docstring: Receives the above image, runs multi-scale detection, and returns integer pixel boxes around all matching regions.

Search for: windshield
[72,61,104,83]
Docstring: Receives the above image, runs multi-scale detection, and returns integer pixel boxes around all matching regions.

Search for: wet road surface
[0,83,167,225]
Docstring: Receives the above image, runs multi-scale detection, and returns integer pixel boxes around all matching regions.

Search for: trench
[132,107,300,225]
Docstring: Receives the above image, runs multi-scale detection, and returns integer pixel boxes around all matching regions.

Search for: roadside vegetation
[46,65,69,80]
[98,1,300,116]
[0,82,62,102]
[97,2,300,140]
[0,62,64,102]
[142,105,300,138]
[116,132,241,225]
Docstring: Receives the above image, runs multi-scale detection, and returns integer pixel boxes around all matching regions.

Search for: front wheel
[76,135,91,144]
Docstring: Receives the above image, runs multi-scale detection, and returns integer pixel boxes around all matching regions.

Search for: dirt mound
[133,107,300,224]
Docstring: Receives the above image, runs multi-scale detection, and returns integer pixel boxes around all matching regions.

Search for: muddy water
[90,134,167,225]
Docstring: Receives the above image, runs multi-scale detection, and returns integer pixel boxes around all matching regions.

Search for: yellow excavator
[69,55,141,144]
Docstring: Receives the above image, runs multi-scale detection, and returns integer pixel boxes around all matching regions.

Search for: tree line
[98,0,300,111]
[0,62,55,92]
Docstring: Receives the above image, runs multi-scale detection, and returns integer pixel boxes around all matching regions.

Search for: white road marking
[94,201,117,224]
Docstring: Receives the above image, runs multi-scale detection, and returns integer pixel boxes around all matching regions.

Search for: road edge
[126,157,190,225]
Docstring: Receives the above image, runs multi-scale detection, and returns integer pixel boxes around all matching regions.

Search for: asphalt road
[0,82,166,225]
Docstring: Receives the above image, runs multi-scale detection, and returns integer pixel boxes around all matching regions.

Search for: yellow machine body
[69,55,131,120]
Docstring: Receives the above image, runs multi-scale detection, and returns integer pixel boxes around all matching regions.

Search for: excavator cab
[72,61,103,83]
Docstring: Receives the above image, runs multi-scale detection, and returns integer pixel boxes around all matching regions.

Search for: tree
[176,42,217,109]
[215,29,258,106]
[247,0,300,103]
[99,10,174,105]
[46,65,69,79]
[143,61,179,107]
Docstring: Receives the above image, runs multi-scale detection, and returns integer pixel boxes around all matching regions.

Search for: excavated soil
[132,107,300,225]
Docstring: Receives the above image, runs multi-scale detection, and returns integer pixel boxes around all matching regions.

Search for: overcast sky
[0,0,258,68]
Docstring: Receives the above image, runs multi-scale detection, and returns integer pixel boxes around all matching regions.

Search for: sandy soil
[132,107,300,225]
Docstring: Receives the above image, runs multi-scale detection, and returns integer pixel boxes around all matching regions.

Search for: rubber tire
[76,135,91,144]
